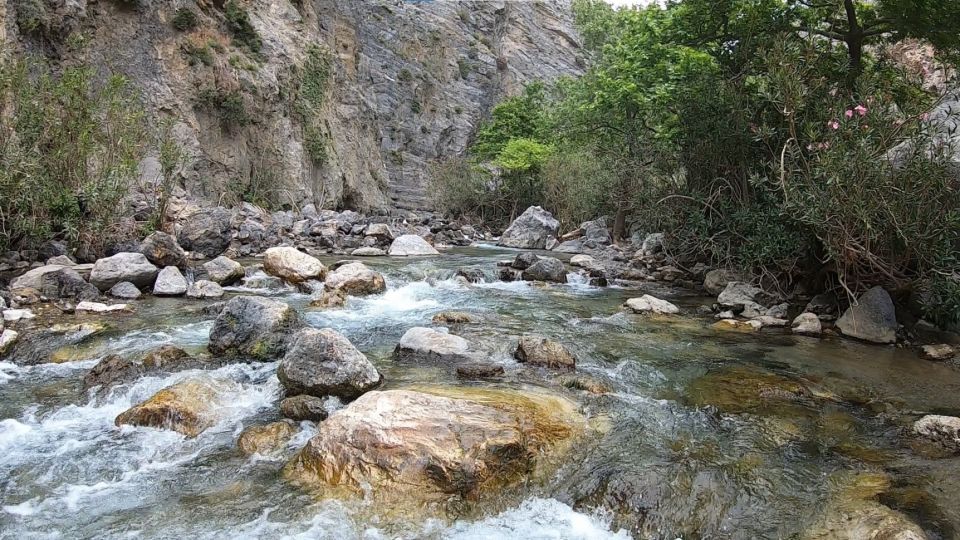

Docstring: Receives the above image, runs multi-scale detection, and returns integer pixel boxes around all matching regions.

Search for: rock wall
[0,0,582,213]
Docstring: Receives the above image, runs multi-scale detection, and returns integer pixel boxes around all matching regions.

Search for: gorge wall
[0,0,583,214]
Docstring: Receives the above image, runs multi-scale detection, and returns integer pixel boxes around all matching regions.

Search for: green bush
[172,8,199,32]
[182,42,214,66]
[295,45,331,165]
[197,86,250,129]
[14,0,47,35]
[0,58,149,253]
[224,1,262,53]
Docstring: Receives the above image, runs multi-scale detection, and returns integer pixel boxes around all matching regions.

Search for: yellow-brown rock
[115,378,226,437]
[238,421,299,456]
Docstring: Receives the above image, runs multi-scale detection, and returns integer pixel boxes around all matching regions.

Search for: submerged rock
[913,415,960,455]
[919,344,956,361]
[280,394,329,422]
[83,354,141,391]
[89,253,159,291]
[285,388,583,505]
[109,281,142,300]
[456,362,505,379]
[388,235,440,256]
[140,231,186,268]
[238,421,299,457]
[323,262,386,296]
[208,296,303,360]
[836,287,898,344]
[686,365,811,414]
[624,295,680,315]
[432,311,476,325]
[153,266,188,296]
[263,247,326,283]
[203,256,245,285]
[278,328,382,400]
[115,378,227,437]
[521,257,567,283]
[394,327,471,362]
[498,206,560,249]
[514,335,576,370]
[309,289,347,309]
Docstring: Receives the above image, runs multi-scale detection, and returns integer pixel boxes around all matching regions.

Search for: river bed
[1,246,959,539]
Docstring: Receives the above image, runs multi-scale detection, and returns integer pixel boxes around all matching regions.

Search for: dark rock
[511,252,540,270]
[177,207,233,258]
[278,328,383,400]
[208,296,304,360]
[140,231,187,268]
[456,362,505,379]
[521,257,568,283]
[515,335,576,370]
[280,394,329,422]
[83,354,141,391]
[836,287,898,344]
[39,268,99,301]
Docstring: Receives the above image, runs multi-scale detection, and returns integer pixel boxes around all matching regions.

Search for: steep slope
[1,0,583,213]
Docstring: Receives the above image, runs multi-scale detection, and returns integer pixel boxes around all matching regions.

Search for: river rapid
[1,246,959,539]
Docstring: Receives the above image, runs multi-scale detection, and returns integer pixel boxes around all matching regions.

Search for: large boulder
[139,231,186,268]
[280,394,329,422]
[498,206,560,249]
[285,388,584,505]
[703,269,740,296]
[263,247,326,283]
[521,257,567,283]
[394,327,471,362]
[176,207,233,258]
[717,281,775,319]
[115,377,228,437]
[580,217,611,246]
[208,296,303,360]
[153,266,188,296]
[278,328,382,400]
[203,256,245,285]
[38,267,99,301]
[83,354,141,391]
[365,223,394,242]
[186,280,224,299]
[792,313,822,336]
[514,335,577,370]
[836,287,898,344]
[624,295,680,315]
[323,262,386,296]
[90,253,159,291]
[388,235,440,256]
[801,473,927,540]
[109,282,142,300]
[10,264,69,291]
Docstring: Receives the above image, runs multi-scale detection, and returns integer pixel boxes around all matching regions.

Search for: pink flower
[921,112,930,122]
[828,120,840,130]
[845,110,854,119]
[854,104,868,116]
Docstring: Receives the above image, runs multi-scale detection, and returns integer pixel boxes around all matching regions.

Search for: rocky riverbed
[1,243,960,539]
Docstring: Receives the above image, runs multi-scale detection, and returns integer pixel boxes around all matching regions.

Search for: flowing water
[1,246,959,539]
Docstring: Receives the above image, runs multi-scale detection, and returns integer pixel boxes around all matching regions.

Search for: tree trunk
[613,193,628,242]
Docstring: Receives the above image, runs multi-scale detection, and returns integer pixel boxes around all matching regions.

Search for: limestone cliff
[0,0,583,213]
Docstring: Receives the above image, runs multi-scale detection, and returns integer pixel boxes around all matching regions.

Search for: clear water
[1,246,958,539]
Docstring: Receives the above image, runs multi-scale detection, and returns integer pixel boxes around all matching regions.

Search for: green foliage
[494,138,553,173]
[172,8,199,31]
[922,276,960,329]
[14,0,47,35]
[295,45,332,165]
[182,42,214,66]
[197,86,250,129]
[456,58,472,79]
[0,58,150,253]
[473,83,547,160]
[398,68,412,82]
[224,1,262,53]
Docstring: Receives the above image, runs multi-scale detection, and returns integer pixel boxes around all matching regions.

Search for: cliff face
[1,0,583,213]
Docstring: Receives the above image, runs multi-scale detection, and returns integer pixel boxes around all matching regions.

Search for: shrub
[14,0,47,35]
[0,58,150,253]
[197,86,250,129]
[224,1,262,53]
[182,42,214,66]
[172,8,199,31]
[295,45,331,165]
[541,147,616,230]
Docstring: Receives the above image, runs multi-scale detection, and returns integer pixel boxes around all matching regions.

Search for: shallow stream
[2,246,959,539]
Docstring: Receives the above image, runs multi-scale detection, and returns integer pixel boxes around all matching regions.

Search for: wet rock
[455,267,486,283]
[140,231,187,268]
[285,388,583,505]
[186,280,224,299]
[115,377,226,437]
[263,247,326,283]
[3,308,35,322]
[717,281,774,318]
[278,328,382,400]
[83,354,141,391]
[687,366,811,414]
[836,287,898,344]
[432,311,476,325]
[711,319,762,333]
[90,253,159,291]
[558,375,611,394]
[203,256,245,285]
[0,329,19,355]
[177,207,232,258]
[309,289,347,309]
[497,267,522,282]
[388,235,440,256]
[456,362,505,379]
[109,281,142,300]
[753,315,789,328]
[498,206,560,249]
[792,313,823,336]
[703,269,740,296]
[38,267,100,302]
[153,266,188,296]
[351,247,385,257]
[323,262,386,296]
[802,473,927,540]
[913,415,960,454]
[624,295,680,315]
[8,323,107,365]
[75,301,132,313]
[511,252,540,270]
[280,394,329,422]
[208,296,303,360]
[238,421,299,457]
[521,257,567,283]
[10,264,71,290]
[515,335,576,370]
[920,344,956,361]
[141,345,193,370]
[394,327,471,362]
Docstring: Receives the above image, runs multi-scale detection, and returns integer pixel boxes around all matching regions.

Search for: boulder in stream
[514,335,577,370]
[115,377,228,437]
[263,247,326,283]
[521,257,567,283]
[176,207,232,258]
[89,253,159,291]
[432,311,476,325]
[919,344,956,361]
[280,394,329,422]
[394,327,471,362]
[624,295,680,315]
[153,266,188,296]
[186,280,224,299]
[792,313,822,336]
[913,415,960,454]
[387,235,440,256]
[717,281,775,319]
[498,206,560,249]
[109,282,142,300]
[203,256,245,285]
[238,421,299,457]
[278,328,382,400]
[836,286,898,344]
[323,262,386,296]
[284,388,584,506]
[351,247,386,257]
[0,329,20,355]
[208,296,303,360]
[140,231,186,268]
[38,267,100,302]
[456,362,505,379]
